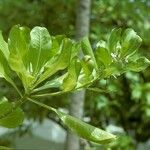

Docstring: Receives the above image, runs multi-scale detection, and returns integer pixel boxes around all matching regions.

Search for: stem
[31,80,97,98]
[31,91,68,98]
[30,74,102,98]
[12,84,22,98]
[8,78,23,98]
[27,97,56,113]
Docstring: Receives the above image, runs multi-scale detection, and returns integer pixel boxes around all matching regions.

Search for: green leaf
[0,97,12,116]
[81,37,98,71]
[62,57,81,91]
[121,28,142,57]
[0,50,11,79]
[33,74,67,92]
[0,31,12,82]
[71,41,81,59]
[0,31,9,60]
[0,50,20,95]
[28,98,116,144]
[108,28,121,53]
[52,35,66,45]
[8,25,33,89]
[50,35,66,58]
[79,58,94,84]
[0,98,24,128]
[29,27,52,75]
[35,38,72,86]
[0,107,24,128]
[96,47,112,67]
[57,111,116,144]
[8,25,30,71]
[126,57,150,72]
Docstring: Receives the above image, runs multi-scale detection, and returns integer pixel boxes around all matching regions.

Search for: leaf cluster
[0,26,149,145]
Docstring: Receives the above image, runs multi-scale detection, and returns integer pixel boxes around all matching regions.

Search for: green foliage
[57,112,116,144]
[0,97,24,128]
[29,26,52,76]
[8,25,33,90]
[0,0,149,148]
[35,37,73,86]
[0,25,149,145]
[95,28,150,78]
[85,72,150,148]
[28,98,116,144]
[62,57,81,91]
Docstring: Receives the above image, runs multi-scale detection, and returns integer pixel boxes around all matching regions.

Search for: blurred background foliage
[0,0,150,149]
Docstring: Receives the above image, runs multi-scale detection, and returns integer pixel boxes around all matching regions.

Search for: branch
[47,114,67,130]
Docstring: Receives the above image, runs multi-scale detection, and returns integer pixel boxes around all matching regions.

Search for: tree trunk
[66,0,91,150]
[75,0,91,40]
[66,91,85,150]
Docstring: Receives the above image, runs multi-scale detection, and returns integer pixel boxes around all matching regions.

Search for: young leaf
[108,28,121,53]
[50,35,66,58]
[0,31,9,60]
[81,37,98,71]
[8,25,33,89]
[0,50,11,79]
[62,57,81,91]
[96,47,112,67]
[126,57,150,72]
[0,32,15,85]
[0,50,20,95]
[35,38,72,86]
[79,58,94,85]
[121,28,142,57]
[103,61,126,78]
[33,74,67,92]
[8,25,30,71]
[0,98,24,128]
[29,27,52,75]
[70,41,81,59]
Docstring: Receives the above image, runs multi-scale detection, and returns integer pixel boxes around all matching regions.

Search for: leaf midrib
[34,31,42,76]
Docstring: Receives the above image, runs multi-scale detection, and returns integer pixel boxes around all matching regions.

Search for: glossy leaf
[126,57,150,72]
[28,98,116,144]
[8,25,33,89]
[79,58,94,84]
[96,47,112,67]
[108,28,121,53]
[0,33,11,79]
[0,50,10,79]
[36,38,72,86]
[121,28,142,57]
[49,35,66,58]
[33,74,67,92]
[0,50,20,94]
[0,98,24,128]
[29,27,52,75]
[0,31,9,60]
[81,37,98,71]
[8,25,30,71]
[57,111,117,144]
[62,57,81,91]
